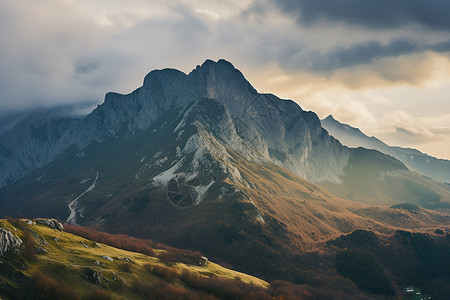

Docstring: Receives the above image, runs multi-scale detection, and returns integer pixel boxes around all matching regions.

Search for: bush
[270,280,315,300]
[178,270,271,300]
[64,224,155,256]
[144,264,177,280]
[336,250,395,296]
[132,280,206,300]
[23,230,36,260]
[86,289,115,300]
[32,272,81,300]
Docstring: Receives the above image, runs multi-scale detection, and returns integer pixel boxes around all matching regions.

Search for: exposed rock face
[0,59,349,187]
[34,219,64,231]
[0,228,23,256]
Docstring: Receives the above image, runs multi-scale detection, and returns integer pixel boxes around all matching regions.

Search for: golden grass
[1,220,268,299]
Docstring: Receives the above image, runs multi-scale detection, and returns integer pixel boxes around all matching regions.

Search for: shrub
[269,280,314,300]
[178,270,271,300]
[144,264,177,280]
[336,250,395,296]
[23,230,36,260]
[132,280,206,300]
[86,289,115,300]
[117,262,131,273]
[32,272,81,300]
[64,224,156,256]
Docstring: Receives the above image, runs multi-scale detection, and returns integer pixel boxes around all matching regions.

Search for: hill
[1,218,316,300]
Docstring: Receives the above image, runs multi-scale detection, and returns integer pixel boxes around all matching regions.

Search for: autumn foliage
[32,272,81,300]
[64,224,156,256]
[23,230,36,260]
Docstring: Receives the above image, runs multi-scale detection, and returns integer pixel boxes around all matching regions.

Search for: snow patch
[194,180,214,204]
[80,178,91,184]
[140,156,146,163]
[174,118,186,132]
[153,159,184,185]
[155,156,168,167]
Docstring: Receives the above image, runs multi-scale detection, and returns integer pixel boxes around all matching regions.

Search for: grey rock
[0,228,23,256]
[83,267,103,285]
[94,243,101,248]
[34,247,47,254]
[34,219,64,231]
[53,237,60,242]
[102,255,113,262]
[80,242,90,248]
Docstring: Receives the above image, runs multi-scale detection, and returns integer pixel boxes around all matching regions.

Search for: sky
[1,0,450,159]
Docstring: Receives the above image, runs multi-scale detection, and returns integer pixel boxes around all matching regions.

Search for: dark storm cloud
[272,0,450,30]
[308,38,419,71]
[279,38,450,72]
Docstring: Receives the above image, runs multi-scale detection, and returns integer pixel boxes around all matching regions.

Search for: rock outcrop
[0,228,23,256]
[34,219,64,231]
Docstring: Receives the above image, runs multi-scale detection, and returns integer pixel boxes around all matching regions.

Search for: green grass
[0,219,269,299]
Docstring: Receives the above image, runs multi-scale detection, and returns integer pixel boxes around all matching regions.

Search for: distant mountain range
[1,59,450,298]
[321,115,450,183]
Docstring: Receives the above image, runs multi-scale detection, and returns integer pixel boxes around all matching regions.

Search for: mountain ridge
[321,114,450,183]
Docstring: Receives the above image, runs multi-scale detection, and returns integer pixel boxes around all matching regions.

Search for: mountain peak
[195,58,236,71]
[143,68,187,87]
[324,114,336,122]
[189,59,257,95]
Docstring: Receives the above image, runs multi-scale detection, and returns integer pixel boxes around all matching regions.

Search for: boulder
[34,219,64,231]
[83,267,103,285]
[0,228,23,256]
[102,255,113,262]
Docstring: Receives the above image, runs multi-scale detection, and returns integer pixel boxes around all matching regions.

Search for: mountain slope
[321,115,450,183]
[2,59,448,209]
[0,218,279,300]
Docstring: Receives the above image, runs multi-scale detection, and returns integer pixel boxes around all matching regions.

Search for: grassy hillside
[0,218,312,300]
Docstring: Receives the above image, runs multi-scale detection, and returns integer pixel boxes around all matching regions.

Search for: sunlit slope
[0,219,269,300]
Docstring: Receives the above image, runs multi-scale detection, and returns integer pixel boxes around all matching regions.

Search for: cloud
[75,60,101,74]
[272,0,450,31]
[375,110,450,145]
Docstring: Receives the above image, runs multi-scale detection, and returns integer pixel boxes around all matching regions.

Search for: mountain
[322,114,450,183]
[1,59,450,297]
